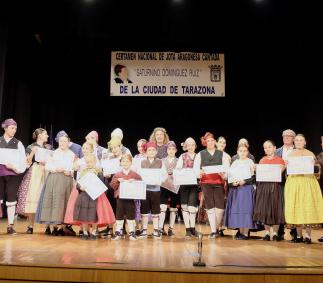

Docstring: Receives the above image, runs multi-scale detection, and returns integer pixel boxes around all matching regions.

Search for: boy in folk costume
[138,141,167,239]
[193,132,230,239]
[159,141,180,237]
[109,154,142,240]
[0,118,26,234]
[133,138,147,234]
[176,137,199,238]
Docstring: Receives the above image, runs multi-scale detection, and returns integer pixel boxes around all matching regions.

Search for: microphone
[193,232,206,267]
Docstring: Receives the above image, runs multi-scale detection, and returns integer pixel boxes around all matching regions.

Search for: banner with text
[110,51,225,97]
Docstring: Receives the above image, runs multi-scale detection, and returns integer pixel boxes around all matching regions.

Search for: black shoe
[263,234,270,241]
[111,231,123,241]
[318,236,323,242]
[138,229,148,239]
[100,227,113,238]
[291,236,303,243]
[89,234,97,240]
[57,228,65,236]
[152,229,162,239]
[64,225,76,236]
[7,226,17,235]
[185,228,192,238]
[135,229,141,236]
[26,226,33,234]
[81,234,89,240]
[304,237,312,244]
[160,229,167,236]
[190,227,199,237]
[52,227,59,236]
[168,228,175,237]
[129,231,138,241]
[219,229,225,237]
[79,230,84,237]
[290,228,297,238]
[235,234,249,240]
[273,235,282,242]
[45,226,51,235]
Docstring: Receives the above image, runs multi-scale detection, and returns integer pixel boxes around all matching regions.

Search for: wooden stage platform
[1,220,323,282]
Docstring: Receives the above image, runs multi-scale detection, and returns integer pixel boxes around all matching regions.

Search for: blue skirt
[224,184,256,229]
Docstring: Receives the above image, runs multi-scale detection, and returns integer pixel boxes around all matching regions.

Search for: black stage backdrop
[0,0,322,161]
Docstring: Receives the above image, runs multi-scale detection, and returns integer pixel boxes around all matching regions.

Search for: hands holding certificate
[286,156,315,175]
[0,148,24,173]
[119,180,146,200]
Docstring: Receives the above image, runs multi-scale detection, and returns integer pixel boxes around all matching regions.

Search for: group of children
[1,118,323,244]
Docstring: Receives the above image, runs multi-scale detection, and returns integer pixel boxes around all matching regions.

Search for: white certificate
[228,165,252,183]
[140,168,162,185]
[256,164,282,182]
[35,148,53,163]
[173,169,197,185]
[101,158,121,175]
[78,172,108,200]
[119,180,146,200]
[0,148,21,167]
[52,158,74,171]
[287,156,314,175]
[202,165,229,174]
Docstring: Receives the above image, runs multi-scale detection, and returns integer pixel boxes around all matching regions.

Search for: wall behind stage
[1,0,323,161]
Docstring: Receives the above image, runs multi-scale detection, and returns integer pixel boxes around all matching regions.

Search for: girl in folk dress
[224,144,256,240]
[64,141,98,236]
[35,134,75,236]
[71,154,115,240]
[253,140,285,241]
[17,128,52,234]
[284,134,323,244]
[99,136,124,238]
[216,136,231,235]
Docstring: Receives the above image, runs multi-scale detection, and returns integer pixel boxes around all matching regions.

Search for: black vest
[200,149,223,167]
[0,136,19,149]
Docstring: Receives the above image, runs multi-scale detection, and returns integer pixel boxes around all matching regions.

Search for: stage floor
[1,219,323,282]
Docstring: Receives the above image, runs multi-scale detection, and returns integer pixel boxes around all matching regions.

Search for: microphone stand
[193,201,206,267]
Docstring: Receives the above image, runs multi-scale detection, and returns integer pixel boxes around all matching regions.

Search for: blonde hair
[108,137,122,149]
[120,153,133,163]
[84,153,97,164]
[149,127,169,145]
[238,138,249,148]
[237,143,249,151]
[295,133,306,139]
[82,142,94,153]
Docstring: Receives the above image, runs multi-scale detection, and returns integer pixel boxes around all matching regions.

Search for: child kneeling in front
[110,154,142,240]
